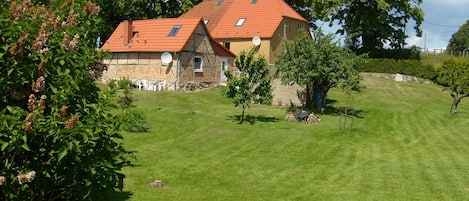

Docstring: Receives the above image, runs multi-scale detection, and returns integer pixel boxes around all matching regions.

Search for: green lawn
[107,75,469,201]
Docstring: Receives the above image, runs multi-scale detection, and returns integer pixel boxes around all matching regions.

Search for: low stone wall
[178,82,218,92]
[361,72,433,84]
[272,78,303,107]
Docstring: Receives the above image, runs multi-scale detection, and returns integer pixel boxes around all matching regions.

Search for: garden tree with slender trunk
[0,1,130,200]
[307,0,423,54]
[276,30,365,111]
[447,20,469,55]
[92,0,202,44]
[223,49,273,124]
[436,59,469,116]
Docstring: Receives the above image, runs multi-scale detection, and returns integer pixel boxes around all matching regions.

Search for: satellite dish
[252,36,261,47]
[161,52,173,64]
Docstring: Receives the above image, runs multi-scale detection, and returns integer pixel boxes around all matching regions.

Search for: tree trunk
[240,105,246,123]
[305,84,314,109]
[450,95,462,116]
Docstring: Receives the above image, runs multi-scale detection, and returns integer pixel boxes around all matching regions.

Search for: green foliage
[118,108,150,133]
[309,0,424,54]
[222,48,273,123]
[358,58,437,80]
[107,80,117,94]
[276,31,365,111]
[0,1,130,200]
[118,88,133,109]
[436,59,469,115]
[117,78,132,89]
[115,87,149,133]
[367,46,421,60]
[447,20,469,54]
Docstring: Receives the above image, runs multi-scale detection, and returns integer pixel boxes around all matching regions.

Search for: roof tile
[102,18,201,52]
[180,0,306,39]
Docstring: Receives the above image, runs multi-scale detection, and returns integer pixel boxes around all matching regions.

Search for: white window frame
[235,18,246,27]
[194,56,203,72]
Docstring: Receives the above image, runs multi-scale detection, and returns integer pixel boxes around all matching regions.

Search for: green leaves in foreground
[0,1,130,200]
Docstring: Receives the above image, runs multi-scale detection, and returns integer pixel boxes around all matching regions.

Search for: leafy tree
[93,0,202,44]
[276,31,365,111]
[307,0,424,54]
[223,49,273,123]
[447,20,469,55]
[436,58,469,116]
[0,1,129,200]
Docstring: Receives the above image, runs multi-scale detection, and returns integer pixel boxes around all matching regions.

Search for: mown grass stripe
[111,75,469,200]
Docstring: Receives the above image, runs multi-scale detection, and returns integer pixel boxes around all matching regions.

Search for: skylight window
[216,0,223,6]
[251,0,258,4]
[235,18,246,27]
[168,25,181,37]
[204,19,209,24]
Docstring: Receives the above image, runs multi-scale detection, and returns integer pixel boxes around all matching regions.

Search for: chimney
[123,20,133,46]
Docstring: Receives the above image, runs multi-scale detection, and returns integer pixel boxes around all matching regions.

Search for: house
[179,0,310,65]
[101,18,236,91]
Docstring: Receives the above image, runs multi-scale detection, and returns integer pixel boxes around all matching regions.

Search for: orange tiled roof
[180,0,306,39]
[102,17,235,58]
[102,18,201,52]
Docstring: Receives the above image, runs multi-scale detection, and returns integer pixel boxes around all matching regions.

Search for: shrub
[0,1,130,200]
[118,108,150,133]
[108,80,118,94]
[115,87,149,133]
[117,78,132,89]
[118,88,133,109]
[366,47,421,60]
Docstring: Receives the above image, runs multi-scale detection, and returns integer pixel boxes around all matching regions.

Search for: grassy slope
[111,75,469,201]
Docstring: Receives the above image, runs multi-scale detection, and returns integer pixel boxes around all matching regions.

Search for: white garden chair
[158,80,166,91]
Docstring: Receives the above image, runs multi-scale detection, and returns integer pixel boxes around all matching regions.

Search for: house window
[168,25,181,37]
[235,18,246,27]
[285,21,290,31]
[204,19,209,24]
[297,23,303,32]
[194,56,203,71]
[216,0,223,6]
[223,42,230,50]
[251,0,258,4]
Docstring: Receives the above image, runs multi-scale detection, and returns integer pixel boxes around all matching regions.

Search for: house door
[220,58,228,82]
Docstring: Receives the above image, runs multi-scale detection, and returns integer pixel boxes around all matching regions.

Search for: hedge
[357,58,437,80]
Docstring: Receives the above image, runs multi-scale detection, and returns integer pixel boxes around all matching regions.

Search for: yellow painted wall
[270,17,310,64]
[219,17,309,65]
[227,39,271,63]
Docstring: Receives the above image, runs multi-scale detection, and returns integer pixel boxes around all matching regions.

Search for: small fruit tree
[0,1,130,200]
[223,48,273,123]
[437,58,469,116]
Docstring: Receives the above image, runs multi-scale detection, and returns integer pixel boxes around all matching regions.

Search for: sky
[417,0,469,50]
[320,0,469,51]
